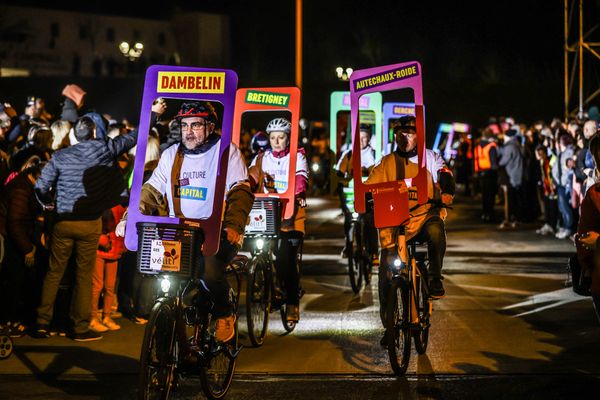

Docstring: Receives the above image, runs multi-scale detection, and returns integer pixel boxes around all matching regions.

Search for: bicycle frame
[153,271,242,365]
[391,230,432,328]
[248,235,285,308]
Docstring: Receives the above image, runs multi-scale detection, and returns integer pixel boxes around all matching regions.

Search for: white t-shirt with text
[146,141,247,219]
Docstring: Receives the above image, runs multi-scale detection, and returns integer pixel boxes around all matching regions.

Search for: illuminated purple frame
[351,61,428,216]
[125,65,238,256]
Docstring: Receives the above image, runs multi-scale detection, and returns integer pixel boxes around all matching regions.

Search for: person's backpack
[567,255,592,296]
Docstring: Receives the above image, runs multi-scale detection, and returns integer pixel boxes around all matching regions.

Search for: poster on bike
[382,102,416,155]
[232,86,301,221]
[329,91,382,160]
[125,65,238,257]
[350,61,428,228]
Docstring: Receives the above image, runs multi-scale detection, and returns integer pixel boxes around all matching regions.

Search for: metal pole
[565,0,569,120]
[295,0,303,90]
[579,0,584,119]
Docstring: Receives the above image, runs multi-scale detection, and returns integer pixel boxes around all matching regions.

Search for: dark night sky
[4,0,600,127]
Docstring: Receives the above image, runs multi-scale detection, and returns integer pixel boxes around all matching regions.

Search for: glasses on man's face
[181,121,206,132]
[395,129,416,137]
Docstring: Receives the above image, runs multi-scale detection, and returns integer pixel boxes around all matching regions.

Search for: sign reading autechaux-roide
[157,71,226,93]
[245,90,290,107]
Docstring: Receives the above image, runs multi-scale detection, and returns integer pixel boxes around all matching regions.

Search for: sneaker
[89,318,109,333]
[72,330,103,342]
[215,315,236,343]
[498,220,509,230]
[510,221,519,229]
[536,224,555,235]
[554,228,566,239]
[286,305,300,322]
[133,316,148,325]
[556,228,572,240]
[30,324,51,339]
[429,277,445,299]
[102,316,121,331]
[7,322,26,338]
[110,310,123,319]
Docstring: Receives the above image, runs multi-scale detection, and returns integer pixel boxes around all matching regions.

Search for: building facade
[0,5,230,77]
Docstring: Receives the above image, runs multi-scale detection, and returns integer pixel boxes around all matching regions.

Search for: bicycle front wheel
[246,258,270,347]
[199,319,238,399]
[347,222,363,294]
[139,299,177,400]
[414,267,431,354]
[386,279,411,375]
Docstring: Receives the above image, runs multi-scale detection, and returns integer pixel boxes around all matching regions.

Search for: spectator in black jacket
[0,161,46,337]
[32,105,163,341]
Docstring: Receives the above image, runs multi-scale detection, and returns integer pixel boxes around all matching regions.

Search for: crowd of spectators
[0,85,171,340]
[460,112,599,243]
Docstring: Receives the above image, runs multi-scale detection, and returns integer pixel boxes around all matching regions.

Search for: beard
[182,134,204,150]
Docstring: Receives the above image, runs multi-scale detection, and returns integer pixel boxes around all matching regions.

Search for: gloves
[115,220,127,237]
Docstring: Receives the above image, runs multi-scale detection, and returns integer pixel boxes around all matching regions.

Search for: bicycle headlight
[351,212,359,219]
[311,163,320,172]
[160,276,171,293]
[256,238,265,251]
[393,258,402,268]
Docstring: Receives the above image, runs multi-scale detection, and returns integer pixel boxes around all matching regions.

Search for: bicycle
[346,211,373,294]
[137,222,246,400]
[339,173,374,294]
[384,202,449,375]
[245,198,304,347]
[383,225,431,375]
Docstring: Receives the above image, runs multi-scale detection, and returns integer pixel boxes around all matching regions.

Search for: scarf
[272,147,290,158]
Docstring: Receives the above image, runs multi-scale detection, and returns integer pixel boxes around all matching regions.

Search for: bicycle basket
[137,222,203,278]
[245,197,281,236]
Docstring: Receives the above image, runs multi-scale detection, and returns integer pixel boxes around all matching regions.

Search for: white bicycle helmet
[266,117,291,134]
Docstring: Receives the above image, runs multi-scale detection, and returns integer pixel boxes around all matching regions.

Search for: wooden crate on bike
[245,197,281,236]
[136,222,203,278]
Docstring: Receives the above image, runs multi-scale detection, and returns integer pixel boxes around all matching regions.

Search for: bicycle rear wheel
[413,266,431,354]
[386,279,411,375]
[246,259,270,347]
[347,221,363,294]
[139,300,177,400]
[199,319,238,399]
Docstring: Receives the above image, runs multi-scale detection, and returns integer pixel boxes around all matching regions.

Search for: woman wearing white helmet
[249,117,308,323]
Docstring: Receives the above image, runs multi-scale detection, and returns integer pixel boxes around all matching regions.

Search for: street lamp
[336,66,353,81]
[119,41,144,61]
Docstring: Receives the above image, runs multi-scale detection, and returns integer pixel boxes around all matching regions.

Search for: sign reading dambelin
[353,63,419,92]
[157,71,226,93]
[245,90,290,107]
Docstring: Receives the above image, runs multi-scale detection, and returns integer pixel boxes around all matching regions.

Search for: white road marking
[502,287,591,317]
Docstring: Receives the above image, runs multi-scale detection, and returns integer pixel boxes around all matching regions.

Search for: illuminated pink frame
[351,61,428,227]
